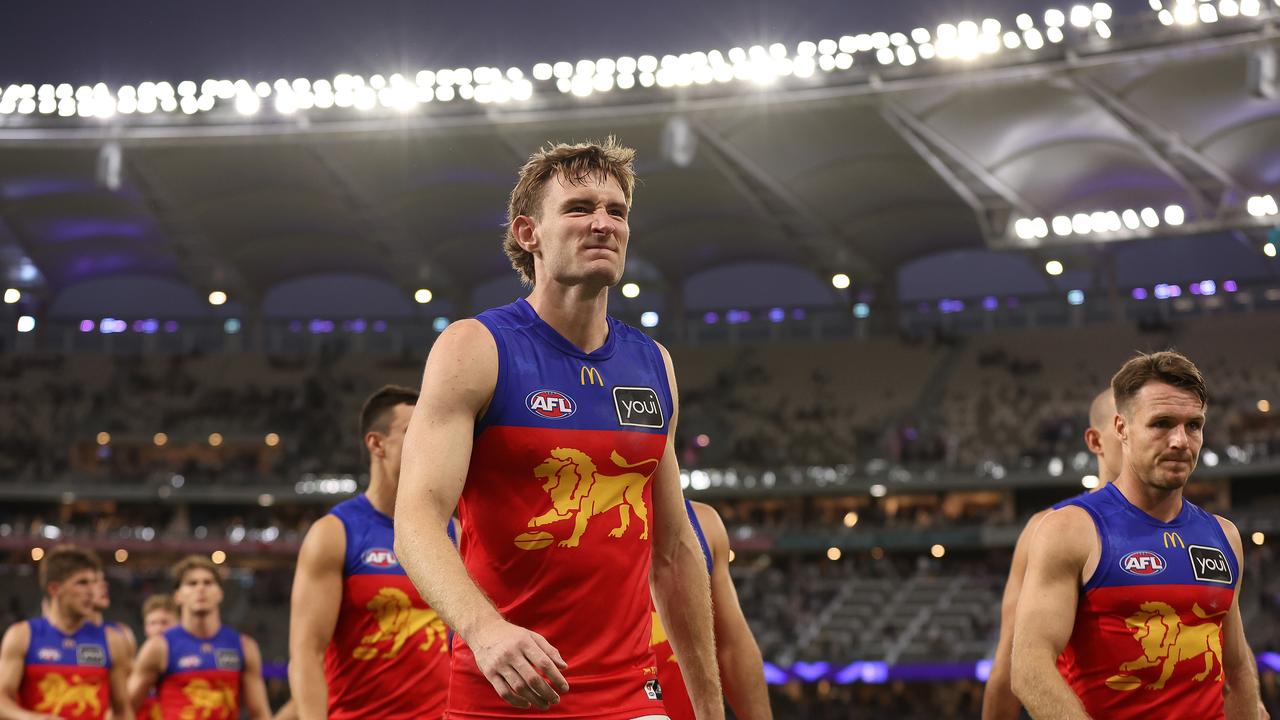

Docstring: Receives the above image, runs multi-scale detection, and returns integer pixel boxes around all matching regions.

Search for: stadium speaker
[1247,46,1277,100]
[662,116,698,168]
[97,142,123,191]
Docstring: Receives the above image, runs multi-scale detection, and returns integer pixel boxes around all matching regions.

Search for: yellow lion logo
[353,587,448,660]
[180,678,237,720]
[525,448,659,548]
[1106,601,1227,691]
[36,674,101,716]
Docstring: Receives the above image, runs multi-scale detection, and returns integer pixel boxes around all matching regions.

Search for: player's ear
[365,431,384,459]
[1083,428,1102,454]
[1114,412,1128,444]
[512,214,539,253]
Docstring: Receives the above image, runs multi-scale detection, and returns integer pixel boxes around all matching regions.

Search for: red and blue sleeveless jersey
[1061,483,1238,719]
[18,617,111,719]
[450,298,674,719]
[652,500,713,720]
[158,624,244,720]
[323,493,454,720]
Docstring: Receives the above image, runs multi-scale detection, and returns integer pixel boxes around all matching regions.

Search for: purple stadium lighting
[982,296,999,311]
[163,321,179,333]
[1223,280,1238,293]
[790,308,806,321]
[1189,283,1200,295]
[308,319,335,334]
[938,299,965,314]
[726,309,751,324]
[768,307,786,323]
[1131,288,1148,300]
[703,311,719,325]
[79,320,94,332]
[1199,280,1216,296]
[791,662,831,682]
[372,320,388,333]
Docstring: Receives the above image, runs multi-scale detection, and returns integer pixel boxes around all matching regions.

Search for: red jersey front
[1062,485,1239,719]
[449,300,673,719]
[157,625,243,720]
[323,494,450,719]
[18,618,111,719]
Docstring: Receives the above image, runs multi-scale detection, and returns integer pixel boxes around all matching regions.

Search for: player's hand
[469,619,569,710]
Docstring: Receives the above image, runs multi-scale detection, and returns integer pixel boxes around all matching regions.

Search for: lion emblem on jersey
[35,674,101,716]
[353,587,447,660]
[179,678,236,719]
[179,678,237,719]
[1105,601,1227,691]
[524,448,660,548]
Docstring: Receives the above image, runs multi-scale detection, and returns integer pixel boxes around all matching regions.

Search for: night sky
[5,0,1150,86]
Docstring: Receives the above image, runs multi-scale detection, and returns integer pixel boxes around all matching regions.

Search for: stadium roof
[1,4,1278,316]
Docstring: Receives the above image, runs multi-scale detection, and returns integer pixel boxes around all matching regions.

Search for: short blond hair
[142,594,179,618]
[504,138,637,286]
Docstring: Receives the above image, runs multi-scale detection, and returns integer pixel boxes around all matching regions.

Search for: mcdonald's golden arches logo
[1162,532,1185,549]
[580,366,604,386]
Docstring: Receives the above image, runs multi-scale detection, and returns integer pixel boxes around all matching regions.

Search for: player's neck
[1115,472,1184,522]
[47,604,86,635]
[182,611,222,638]
[364,471,397,518]
[525,283,610,354]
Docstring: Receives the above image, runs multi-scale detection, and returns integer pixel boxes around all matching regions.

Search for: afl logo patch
[37,648,61,662]
[362,548,398,568]
[1119,550,1166,576]
[526,390,576,419]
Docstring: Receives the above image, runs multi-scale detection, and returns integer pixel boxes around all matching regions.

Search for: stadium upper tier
[1,0,1278,332]
[2,312,1277,491]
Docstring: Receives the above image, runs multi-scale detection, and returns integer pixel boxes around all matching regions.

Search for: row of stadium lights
[95,431,281,448]
[30,547,231,565]
[1014,205,1186,242]
[10,1,1277,120]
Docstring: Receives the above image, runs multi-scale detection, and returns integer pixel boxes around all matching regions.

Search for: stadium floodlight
[1052,215,1072,236]
[621,282,640,298]
[16,316,35,333]
[918,43,937,60]
[2,289,19,304]
[1016,13,1034,30]
[1219,0,1240,16]
[877,48,896,65]
[1096,20,1112,39]
[1158,9,1176,24]
[640,311,659,328]
[1140,207,1160,228]
[897,47,918,65]
[1199,4,1219,22]
[1072,212,1093,235]
[208,290,227,306]
[1092,2,1114,19]
[1122,209,1141,229]
[1014,218,1037,240]
[1024,29,1046,49]
[911,27,931,44]
[1047,26,1065,42]
[235,93,260,116]
[831,273,851,289]
[1045,8,1066,26]
[834,53,854,70]
[1174,2,1198,23]
[1045,259,1065,276]
[1265,242,1278,258]
[1163,204,1185,226]
[1082,475,1100,489]
[1070,5,1093,27]
[1004,31,1023,49]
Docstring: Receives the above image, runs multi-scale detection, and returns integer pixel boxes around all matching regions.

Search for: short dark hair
[171,555,222,590]
[359,385,419,439]
[39,546,101,593]
[1111,350,1208,415]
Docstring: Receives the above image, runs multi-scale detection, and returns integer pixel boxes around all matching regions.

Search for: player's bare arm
[287,514,345,720]
[0,622,54,720]
[982,507,1051,720]
[395,319,568,711]
[240,635,272,720]
[126,634,166,711]
[1011,506,1096,720]
[105,626,135,720]
[1216,517,1262,720]
[650,343,724,720]
[692,501,772,720]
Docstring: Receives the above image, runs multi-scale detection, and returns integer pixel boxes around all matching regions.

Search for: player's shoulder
[1,618,32,647]
[299,514,347,562]
[1030,505,1096,556]
[689,500,723,529]
[1212,513,1244,553]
